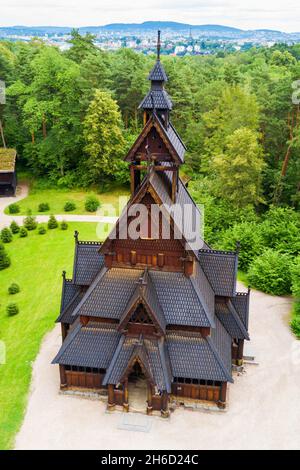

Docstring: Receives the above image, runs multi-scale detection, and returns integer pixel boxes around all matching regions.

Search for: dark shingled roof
[150,170,208,251]
[148,60,168,82]
[119,270,166,332]
[150,270,214,327]
[198,249,238,296]
[103,336,172,392]
[72,266,214,328]
[57,285,86,325]
[139,90,172,111]
[167,319,233,383]
[73,241,105,286]
[215,298,250,340]
[73,268,144,319]
[60,279,80,313]
[231,292,250,330]
[52,323,121,368]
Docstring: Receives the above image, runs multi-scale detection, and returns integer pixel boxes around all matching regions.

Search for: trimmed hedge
[0,243,11,270]
[23,215,37,231]
[10,221,20,234]
[48,215,58,229]
[85,194,100,212]
[6,303,19,317]
[1,228,13,243]
[8,203,20,214]
[19,227,28,238]
[8,283,20,295]
[64,201,76,212]
[38,202,50,212]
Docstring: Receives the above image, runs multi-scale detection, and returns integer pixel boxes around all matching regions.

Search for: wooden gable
[119,301,163,337]
[124,116,182,164]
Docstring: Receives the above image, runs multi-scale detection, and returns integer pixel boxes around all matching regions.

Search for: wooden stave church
[53,32,250,416]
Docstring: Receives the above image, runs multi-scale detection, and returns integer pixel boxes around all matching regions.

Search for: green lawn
[5,183,129,216]
[0,222,101,450]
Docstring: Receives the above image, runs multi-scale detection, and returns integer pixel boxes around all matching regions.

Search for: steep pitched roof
[124,114,184,163]
[72,241,105,286]
[103,336,172,392]
[148,60,168,82]
[149,270,214,328]
[215,298,250,340]
[72,268,144,320]
[52,322,121,369]
[0,148,16,173]
[231,292,250,330]
[167,319,233,383]
[118,269,166,333]
[71,266,214,328]
[149,170,208,252]
[139,89,172,111]
[57,284,86,325]
[198,249,238,296]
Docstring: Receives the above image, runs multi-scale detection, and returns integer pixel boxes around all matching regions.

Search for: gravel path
[0,184,118,229]
[14,285,300,450]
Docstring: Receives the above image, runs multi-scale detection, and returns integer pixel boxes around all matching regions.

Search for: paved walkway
[0,184,118,229]
[14,285,300,450]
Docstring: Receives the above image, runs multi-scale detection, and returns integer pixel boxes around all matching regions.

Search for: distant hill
[0,22,299,40]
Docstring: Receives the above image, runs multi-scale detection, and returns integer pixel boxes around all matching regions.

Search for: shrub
[248,249,293,296]
[64,201,76,212]
[8,203,20,214]
[291,257,300,316]
[10,220,20,234]
[38,225,47,235]
[260,206,300,256]
[85,194,100,212]
[23,215,37,231]
[60,220,68,230]
[48,215,58,229]
[6,303,19,317]
[0,243,11,270]
[19,227,28,238]
[38,202,50,212]
[1,228,13,243]
[291,317,300,337]
[8,283,20,295]
[219,222,263,271]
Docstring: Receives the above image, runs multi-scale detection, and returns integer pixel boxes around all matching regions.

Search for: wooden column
[184,256,194,276]
[171,169,177,203]
[236,339,244,366]
[107,384,115,410]
[218,382,227,409]
[161,391,169,418]
[123,379,129,412]
[130,165,135,195]
[147,384,153,415]
[59,365,67,389]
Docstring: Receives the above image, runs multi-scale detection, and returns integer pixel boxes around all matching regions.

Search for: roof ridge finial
[157,30,161,61]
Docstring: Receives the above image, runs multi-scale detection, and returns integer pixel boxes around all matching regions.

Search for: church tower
[125,31,186,203]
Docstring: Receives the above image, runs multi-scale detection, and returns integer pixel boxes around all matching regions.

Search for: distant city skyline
[1,0,300,33]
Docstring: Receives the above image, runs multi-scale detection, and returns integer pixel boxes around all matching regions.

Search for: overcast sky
[1,0,300,32]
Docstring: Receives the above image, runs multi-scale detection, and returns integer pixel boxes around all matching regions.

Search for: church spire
[157,29,161,60]
[139,30,172,119]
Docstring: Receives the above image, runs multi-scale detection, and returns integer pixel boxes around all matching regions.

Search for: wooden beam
[107,384,115,410]
[218,382,227,409]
